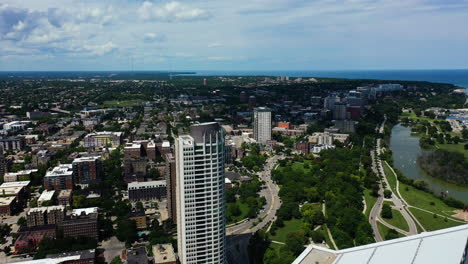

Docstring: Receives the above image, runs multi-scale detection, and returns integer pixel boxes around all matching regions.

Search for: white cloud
[143,32,166,42]
[208,42,223,48]
[82,41,117,56]
[138,1,211,22]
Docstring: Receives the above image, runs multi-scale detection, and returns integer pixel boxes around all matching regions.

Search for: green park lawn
[383,162,398,194]
[377,221,403,240]
[363,189,377,219]
[436,143,468,158]
[381,206,410,232]
[227,200,250,224]
[409,207,464,231]
[270,218,303,243]
[398,182,458,218]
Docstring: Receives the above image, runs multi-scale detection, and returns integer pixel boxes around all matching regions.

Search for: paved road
[369,120,418,241]
[100,236,125,263]
[227,155,282,236]
[226,155,283,264]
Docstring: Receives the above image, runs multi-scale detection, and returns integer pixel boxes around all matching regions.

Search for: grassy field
[363,189,377,218]
[270,218,303,243]
[227,200,250,224]
[101,99,144,108]
[398,182,458,218]
[377,221,404,240]
[381,207,410,232]
[436,143,468,158]
[409,207,464,231]
[383,162,398,195]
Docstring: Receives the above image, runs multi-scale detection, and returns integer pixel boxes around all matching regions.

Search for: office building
[165,153,177,221]
[0,136,26,151]
[44,164,74,191]
[324,96,338,110]
[26,206,65,227]
[63,207,99,240]
[83,131,122,148]
[175,122,226,264]
[72,156,102,185]
[128,180,166,201]
[253,107,272,144]
[248,96,256,111]
[333,102,348,120]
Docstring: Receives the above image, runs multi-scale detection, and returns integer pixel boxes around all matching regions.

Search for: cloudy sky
[1,0,468,71]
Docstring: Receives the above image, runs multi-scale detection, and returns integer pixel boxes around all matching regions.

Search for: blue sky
[1,0,468,71]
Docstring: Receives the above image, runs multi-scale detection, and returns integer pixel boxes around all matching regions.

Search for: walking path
[322,203,338,250]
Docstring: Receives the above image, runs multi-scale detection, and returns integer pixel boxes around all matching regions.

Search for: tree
[381,203,393,219]
[285,231,307,256]
[136,201,144,211]
[385,229,400,240]
[383,189,392,199]
[110,256,123,264]
[17,217,26,226]
[115,220,137,245]
[147,168,162,180]
[310,230,325,243]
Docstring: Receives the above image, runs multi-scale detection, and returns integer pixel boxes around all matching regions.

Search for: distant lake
[390,124,468,202]
[2,69,468,91]
[190,69,468,91]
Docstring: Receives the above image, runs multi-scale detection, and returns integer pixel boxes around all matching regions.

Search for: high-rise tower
[175,122,226,264]
[253,107,272,144]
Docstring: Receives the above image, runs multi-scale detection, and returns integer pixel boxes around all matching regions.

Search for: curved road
[226,155,283,263]
[369,120,418,242]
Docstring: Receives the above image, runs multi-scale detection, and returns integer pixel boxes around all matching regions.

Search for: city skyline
[1,0,468,71]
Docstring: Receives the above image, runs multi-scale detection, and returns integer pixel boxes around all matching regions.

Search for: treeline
[418,150,468,186]
[270,148,374,250]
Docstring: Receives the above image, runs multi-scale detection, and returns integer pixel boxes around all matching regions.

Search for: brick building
[63,207,99,240]
[44,164,74,191]
[14,225,56,255]
[72,156,103,185]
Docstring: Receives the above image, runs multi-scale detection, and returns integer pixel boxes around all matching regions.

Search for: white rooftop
[28,205,65,214]
[45,164,73,177]
[72,207,98,216]
[38,190,55,201]
[0,181,30,188]
[128,180,166,189]
[293,225,468,264]
[86,131,122,137]
[72,156,101,163]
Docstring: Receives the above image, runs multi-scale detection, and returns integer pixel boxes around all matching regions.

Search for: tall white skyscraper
[175,122,226,264]
[253,107,272,144]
